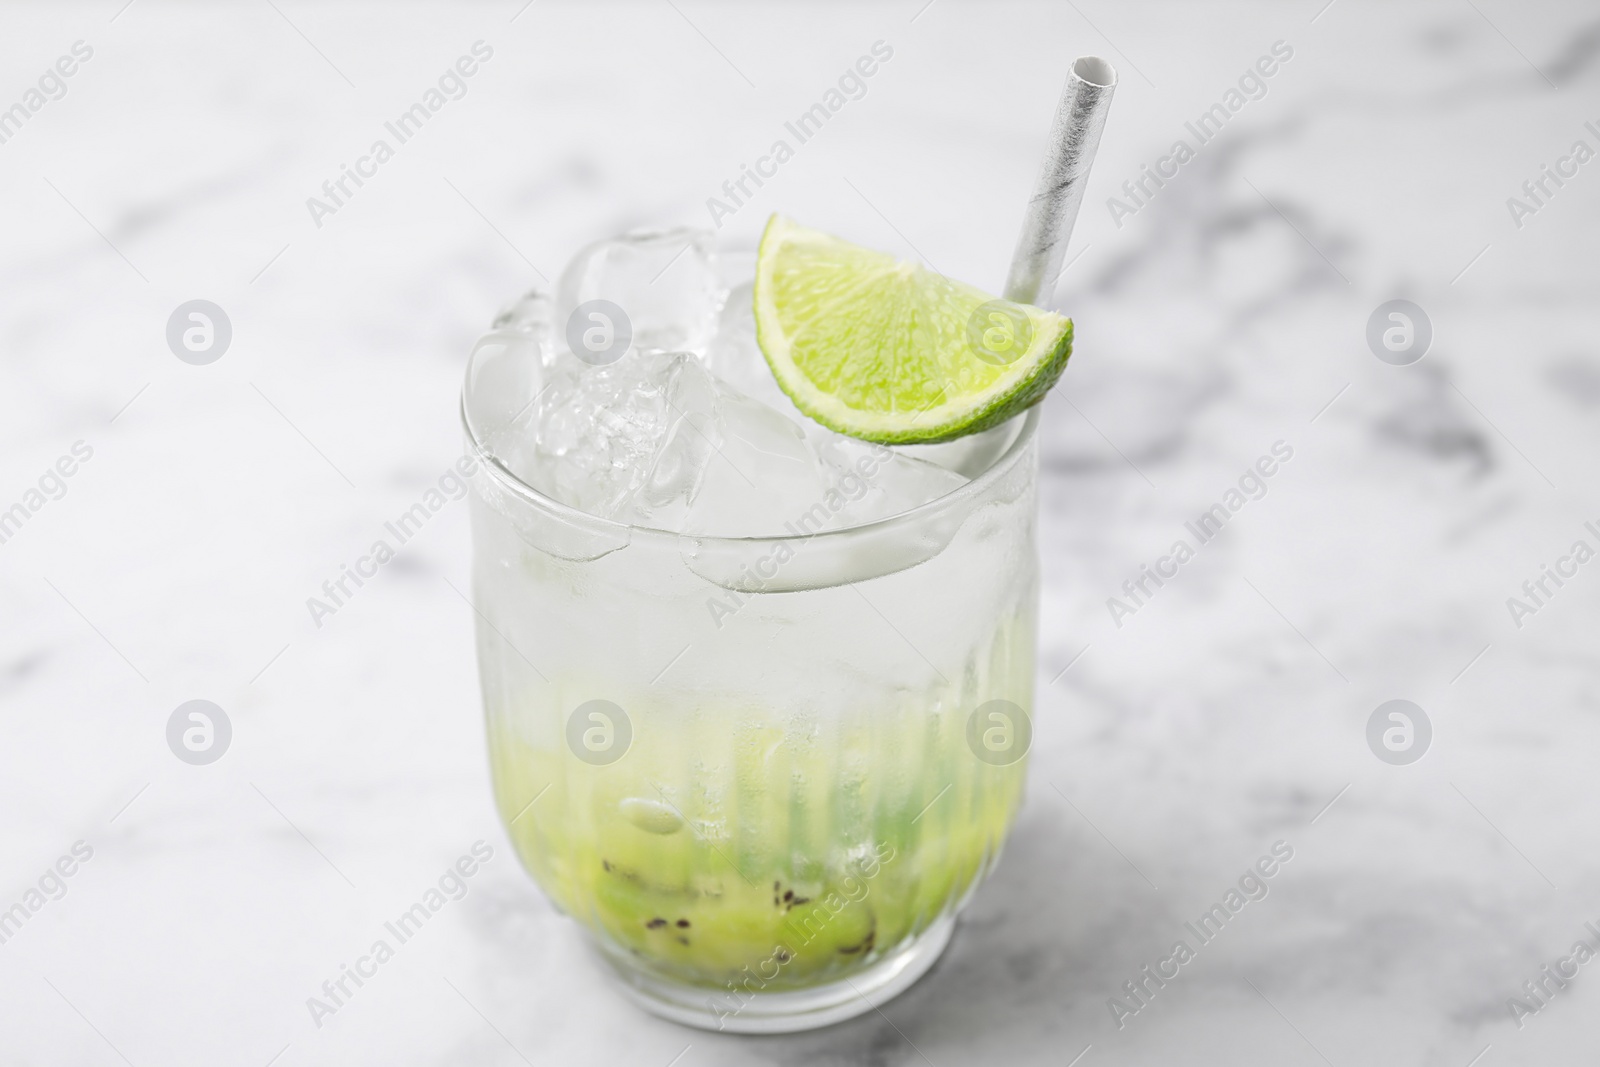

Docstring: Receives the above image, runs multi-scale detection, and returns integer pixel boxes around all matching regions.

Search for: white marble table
[2,1,1598,1063]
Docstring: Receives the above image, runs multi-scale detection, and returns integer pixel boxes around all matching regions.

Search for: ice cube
[623,355,722,530]
[467,285,558,449]
[700,280,971,526]
[556,228,723,358]
[487,285,563,370]
[680,389,830,538]
[703,281,796,414]
[493,285,550,334]
[515,350,706,521]
[463,327,546,455]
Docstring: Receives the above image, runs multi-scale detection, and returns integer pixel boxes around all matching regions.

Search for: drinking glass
[462,320,1040,1033]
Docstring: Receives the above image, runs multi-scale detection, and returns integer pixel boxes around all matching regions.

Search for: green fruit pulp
[489,672,1029,991]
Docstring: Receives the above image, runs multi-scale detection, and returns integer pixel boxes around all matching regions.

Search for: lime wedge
[753,214,1073,444]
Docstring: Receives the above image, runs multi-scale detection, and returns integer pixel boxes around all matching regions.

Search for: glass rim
[458,394,1040,549]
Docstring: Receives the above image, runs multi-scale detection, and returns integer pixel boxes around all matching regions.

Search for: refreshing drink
[463,225,1048,1031]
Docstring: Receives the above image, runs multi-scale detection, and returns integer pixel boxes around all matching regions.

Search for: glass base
[596,913,956,1034]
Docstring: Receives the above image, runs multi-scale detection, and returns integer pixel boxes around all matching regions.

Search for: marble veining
[1,1,1597,1064]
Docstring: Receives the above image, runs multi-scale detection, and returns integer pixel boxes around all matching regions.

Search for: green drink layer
[488,634,1030,991]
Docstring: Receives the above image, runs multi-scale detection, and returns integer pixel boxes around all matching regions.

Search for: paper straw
[1002,56,1118,307]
